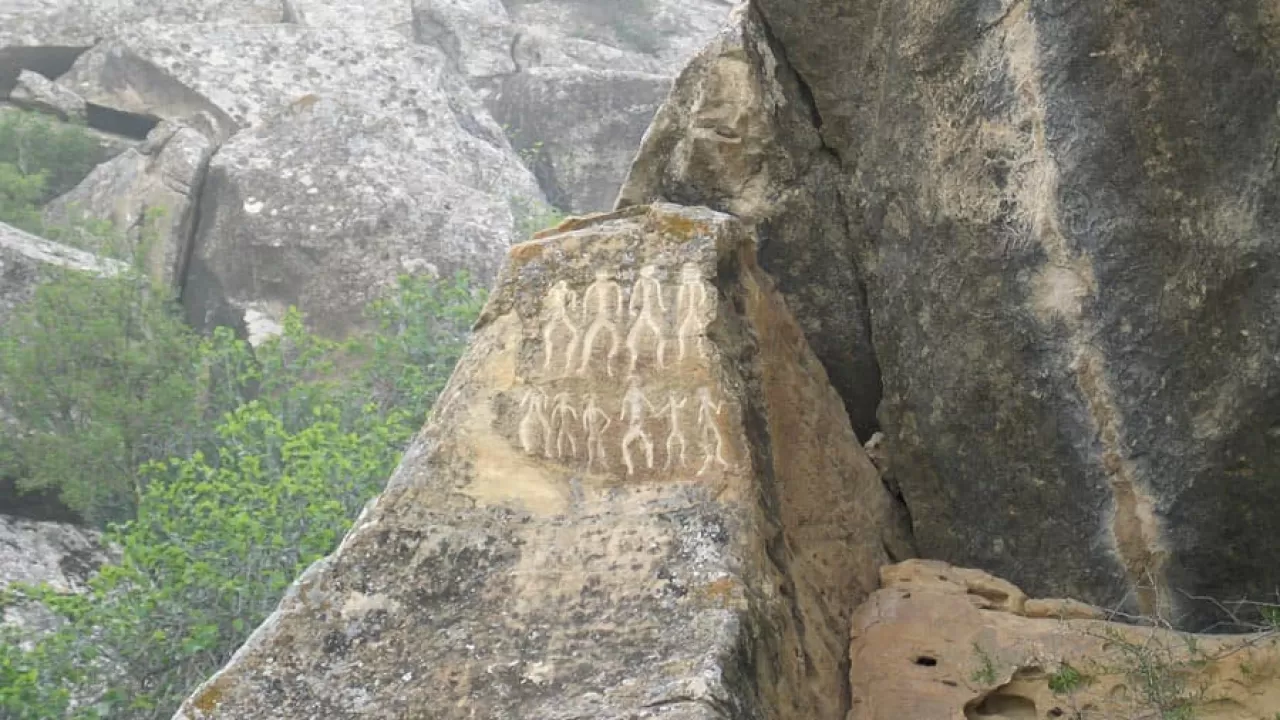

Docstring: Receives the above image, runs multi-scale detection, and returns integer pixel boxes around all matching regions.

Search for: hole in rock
[964,692,1037,720]
[914,656,938,667]
[85,103,160,140]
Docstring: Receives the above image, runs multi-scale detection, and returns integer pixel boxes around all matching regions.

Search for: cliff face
[622,0,1280,628]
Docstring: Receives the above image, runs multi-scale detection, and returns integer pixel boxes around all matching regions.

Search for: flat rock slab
[173,203,910,720]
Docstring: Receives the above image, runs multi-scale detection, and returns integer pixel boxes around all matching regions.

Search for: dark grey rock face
[628,0,1280,627]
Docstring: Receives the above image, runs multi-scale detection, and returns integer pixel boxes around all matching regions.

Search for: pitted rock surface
[624,0,1280,626]
[172,203,911,720]
[847,560,1280,720]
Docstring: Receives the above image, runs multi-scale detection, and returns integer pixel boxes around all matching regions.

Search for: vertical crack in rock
[1006,4,1168,617]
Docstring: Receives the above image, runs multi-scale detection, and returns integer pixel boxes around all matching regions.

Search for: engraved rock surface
[172,203,912,720]
[624,0,1280,626]
[847,560,1280,720]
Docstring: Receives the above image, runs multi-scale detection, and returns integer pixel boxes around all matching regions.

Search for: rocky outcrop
[417,0,733,212]
[847,559,1280,719]
[1,220,125,324]
[182,93,541,340]
[0,513,110,637]
[44,118,214,289]
[618,5,882,441]
[623,0,1280,627]
[9,67,85,121]
[172,203,912,720]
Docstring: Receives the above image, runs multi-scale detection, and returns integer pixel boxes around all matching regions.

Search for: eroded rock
[181,94,542,340]
[0,513,109,637]
[173,203,911,720]
[9,67,86,120]
[44,118,215,289]
[847,560,1280,719]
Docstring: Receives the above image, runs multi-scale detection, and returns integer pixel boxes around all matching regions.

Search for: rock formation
[621,0,1280,627]
[171,203,912,720]
[847,559,1280,720]
[0,512,111,639]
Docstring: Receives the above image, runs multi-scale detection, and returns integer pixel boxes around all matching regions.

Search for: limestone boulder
[172,203,912,720]
[627,0,1280,625]
[847,560,1280,720]
[617,6,882,440]
[44,118,214,289]
[181,94,543,340]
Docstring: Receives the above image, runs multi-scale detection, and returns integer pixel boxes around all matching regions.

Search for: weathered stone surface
[847,560,1280,719]
[630,0,1280,625]
[44,118,214,289]
[618,6,882,440]
[287,0,414,37]
[9,67,86,120]
[173,203,911,720]
[492,67,671,213]
[0,513,109,637]
[413,0,732,213]
[182,94,542,340]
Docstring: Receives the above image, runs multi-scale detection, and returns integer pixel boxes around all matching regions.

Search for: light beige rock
[847,560,1280,720]
[172,203,912,720]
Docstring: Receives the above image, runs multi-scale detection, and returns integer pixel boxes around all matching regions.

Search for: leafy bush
[0,265,203,526]
[0,270,484,719]
[0,109,103,233]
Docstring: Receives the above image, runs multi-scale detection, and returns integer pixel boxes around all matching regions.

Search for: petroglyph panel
[501,380,738,481]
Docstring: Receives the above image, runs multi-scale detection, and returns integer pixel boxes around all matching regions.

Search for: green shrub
[0,270,483,719]
[0,264,203,526]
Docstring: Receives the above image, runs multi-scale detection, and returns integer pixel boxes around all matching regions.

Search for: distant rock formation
[171,203,912,720]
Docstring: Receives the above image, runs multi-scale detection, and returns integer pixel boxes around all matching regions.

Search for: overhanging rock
[173,203,912,720]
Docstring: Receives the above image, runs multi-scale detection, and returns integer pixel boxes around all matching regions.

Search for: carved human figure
[518,388,553,458]
[577,269,624,376]
[656,391,689,470]
[695,386,729,475]
[581,393,611,473]
[626,265,667,375]
[676,262,713,362]
[550,392,580,459]
[619,378,659,476]
[542,280,580,374]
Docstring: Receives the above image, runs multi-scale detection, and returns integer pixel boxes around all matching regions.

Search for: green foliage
[1048,661,1087,694]
[0,265,203,526]
[357,270,485,425]
[0,109,103,233]
[510,194,566,239]
[970,642,998,685]
[0,270,481,719]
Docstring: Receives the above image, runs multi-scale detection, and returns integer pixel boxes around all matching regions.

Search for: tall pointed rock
[173,203,911,720]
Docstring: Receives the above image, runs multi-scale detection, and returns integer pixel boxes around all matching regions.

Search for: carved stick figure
[696,386,729,476]
[657,391,689,470]
[581,394,611,473]
[676,262,712,362]
[518,388,553,458]
[619,378,659,476]
[542,280,580,374]
[626,265,667,375]
[577,269,624,377]
[550,392,579,459]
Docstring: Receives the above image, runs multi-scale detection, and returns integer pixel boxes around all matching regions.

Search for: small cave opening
[914,656,938,667]
[85,102,161,140]
[0,46,91,97]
